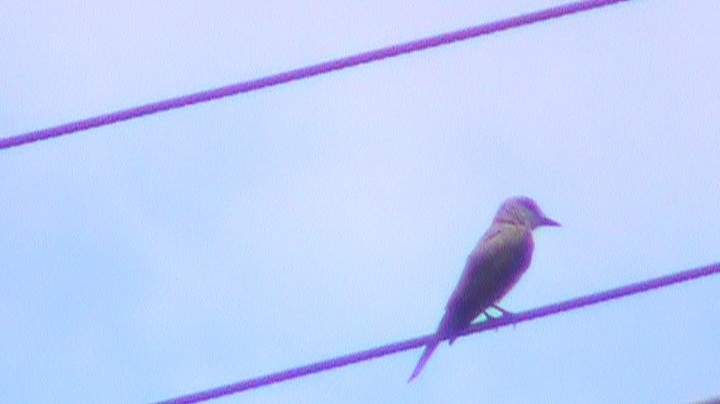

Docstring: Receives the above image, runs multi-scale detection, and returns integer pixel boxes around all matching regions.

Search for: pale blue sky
[1,1,719,403]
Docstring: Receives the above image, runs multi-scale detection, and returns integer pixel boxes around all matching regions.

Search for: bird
[408,196,560,382]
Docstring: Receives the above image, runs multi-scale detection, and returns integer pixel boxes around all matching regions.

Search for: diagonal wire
[154,262,720,404]
[1,0,632,151]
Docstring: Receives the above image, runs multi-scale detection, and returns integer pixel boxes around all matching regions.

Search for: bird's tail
[408,308,459,382]
[407,339,439,382]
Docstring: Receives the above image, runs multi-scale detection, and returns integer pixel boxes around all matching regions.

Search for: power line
[1,0,632,151]
[154,261,720,404]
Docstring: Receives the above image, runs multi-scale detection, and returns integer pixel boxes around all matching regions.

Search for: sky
[1,1,719,403]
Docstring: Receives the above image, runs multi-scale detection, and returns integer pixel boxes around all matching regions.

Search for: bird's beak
[540,216,561,227]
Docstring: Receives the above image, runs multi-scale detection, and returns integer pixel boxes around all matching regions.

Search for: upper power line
[0,0,631,151]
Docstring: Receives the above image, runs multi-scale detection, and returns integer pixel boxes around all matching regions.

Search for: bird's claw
[490,304,513,316]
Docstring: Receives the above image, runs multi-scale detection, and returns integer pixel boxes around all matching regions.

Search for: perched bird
[408,196,560,382]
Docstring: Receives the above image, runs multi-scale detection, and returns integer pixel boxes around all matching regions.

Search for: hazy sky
[1,1,719,403]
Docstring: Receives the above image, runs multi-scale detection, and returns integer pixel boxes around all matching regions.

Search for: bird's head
[495,196,560,230]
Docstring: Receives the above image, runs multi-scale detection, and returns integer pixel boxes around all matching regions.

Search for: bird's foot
[490,304,513,317]
[484,305,518,328]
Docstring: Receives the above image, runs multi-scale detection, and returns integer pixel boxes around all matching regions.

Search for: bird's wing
[441,224,533,336]
[409,224,533,381]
